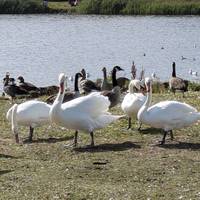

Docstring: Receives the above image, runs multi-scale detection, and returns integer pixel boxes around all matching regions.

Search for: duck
[6,100,51,143]
[46,72,83,104]
[181,56,187,60]
[189,69,198,77]
[101,66,124,108]
[101,67,112,91]
[3,78,29,102]
[169,62,188,97]
[17,76,40,93]
[121,80,146,129]
[79,68,101,94]
[49,73,123,147]
[137,78,200,145]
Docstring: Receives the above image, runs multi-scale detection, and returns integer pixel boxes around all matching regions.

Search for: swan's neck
[139,85,152,115]
[172,64,176,77]
[54,82,65,108]
[112,69,118,87]
[128,83,134,94]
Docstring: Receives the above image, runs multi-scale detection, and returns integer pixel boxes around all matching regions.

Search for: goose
[46,72,83,104]
[6,100,51,143]
[101,66,124,108]
[17,76,40,93]
[121,80,146,129]
[3,78,29,102]
[50,73,123,147]
[3,72,11,85]
[116,76,130,92]
[79,68,100,94]
[101,67,112,91]
[169,62,188,97]
[137,78,200,145]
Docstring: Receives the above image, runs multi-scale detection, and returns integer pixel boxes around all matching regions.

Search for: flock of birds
[3,62,200,147]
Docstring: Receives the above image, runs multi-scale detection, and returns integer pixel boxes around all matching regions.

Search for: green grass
[0,91,200,199]
[48,1,76,13]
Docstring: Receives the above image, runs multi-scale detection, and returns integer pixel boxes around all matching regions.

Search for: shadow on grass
[157,142,200,150]
[0,170,13,176]
[139,127,162,135]
[24,136,74,144]
[0,154,18,159]
[74,141,141,153]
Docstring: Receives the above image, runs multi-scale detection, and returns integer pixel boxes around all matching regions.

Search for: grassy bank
[0,0,200,15]
[77,0,200,15]
[0,91,200,199]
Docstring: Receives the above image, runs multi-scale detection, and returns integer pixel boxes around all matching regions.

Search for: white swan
[50,73,123,147]
[6,100,51,143]
[121,80,146,129]
[137,78,200,144]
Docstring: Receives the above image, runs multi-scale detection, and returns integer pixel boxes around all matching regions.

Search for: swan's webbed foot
[160,130,168,145]
[74,130,78,147]
[90,132,94,147]
[64,130,78,148]
[28,126,34,142]
[137,122,142,131]
[170,130,174,140]
[14,133,19,144]
[127,118,132,130]
[64,131,78,148]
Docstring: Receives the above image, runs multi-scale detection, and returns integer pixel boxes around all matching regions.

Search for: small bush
[188,81,200,91]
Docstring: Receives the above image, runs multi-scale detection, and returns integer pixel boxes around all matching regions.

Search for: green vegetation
[189,81,200,91]
[0,0,200,14]
[78,0,200,15]
[0,91,200,199]
[0,0,45,14]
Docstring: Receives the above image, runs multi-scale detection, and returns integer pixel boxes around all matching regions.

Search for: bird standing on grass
[138,78,200,145]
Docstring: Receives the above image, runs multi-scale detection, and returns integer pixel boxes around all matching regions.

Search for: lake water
[0,14,200,91]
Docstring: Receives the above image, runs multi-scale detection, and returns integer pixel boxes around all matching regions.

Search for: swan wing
[16,100,50,123]
[121,93,146,114]
[146,101,198,124]
[61,92,110,117]
[148,101,197,114]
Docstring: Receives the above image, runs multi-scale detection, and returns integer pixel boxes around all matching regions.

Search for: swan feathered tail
[11,104,19,143]
[93,114,125,130]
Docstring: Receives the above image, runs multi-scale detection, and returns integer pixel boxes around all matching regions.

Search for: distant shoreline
[0,0,200,15]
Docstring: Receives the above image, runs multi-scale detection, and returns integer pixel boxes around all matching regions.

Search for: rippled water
[0,14,199,91]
